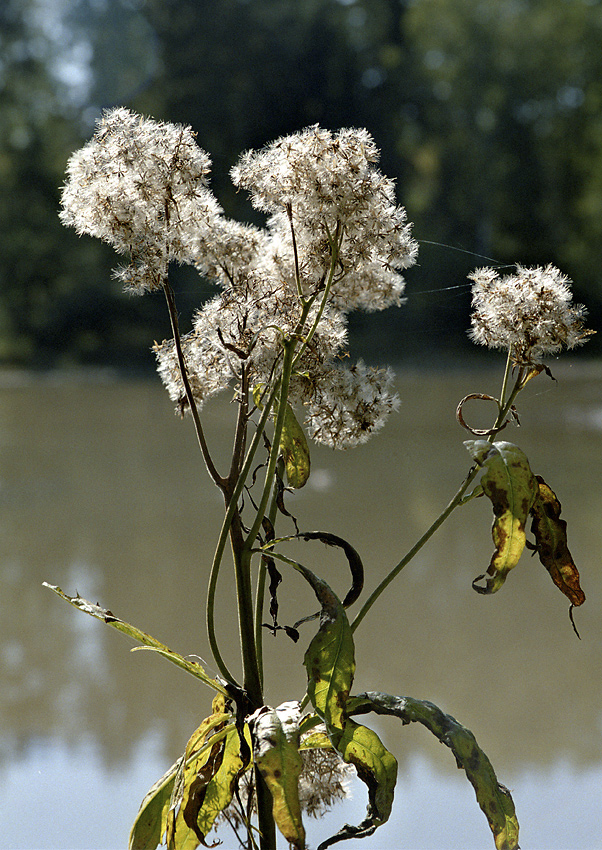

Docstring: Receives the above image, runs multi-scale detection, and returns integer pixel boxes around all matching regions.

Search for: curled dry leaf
[529,475,586,610]
[464,441,539,594]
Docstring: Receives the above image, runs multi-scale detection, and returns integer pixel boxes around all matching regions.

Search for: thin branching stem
[351,363,528,633]
[163,281,225,488]
[205,378,283,687]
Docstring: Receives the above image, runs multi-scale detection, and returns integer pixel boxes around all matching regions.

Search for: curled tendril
[456,393,519,437]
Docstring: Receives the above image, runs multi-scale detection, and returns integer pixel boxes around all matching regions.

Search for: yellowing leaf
[192,724,250,842]
[166,696,234,850]
[464,440,538,594]
[129,759,179,850]
[280,402,311,489]
[347,692,519,850]
[317,720,397,850]
[252,385,311,489]
[530,475,586,607]
[250,702,305,850]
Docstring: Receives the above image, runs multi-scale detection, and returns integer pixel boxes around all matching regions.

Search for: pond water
[1,364,601,849]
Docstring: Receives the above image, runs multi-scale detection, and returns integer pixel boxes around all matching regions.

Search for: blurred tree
[1,0,599,366]
[403,0,602,318]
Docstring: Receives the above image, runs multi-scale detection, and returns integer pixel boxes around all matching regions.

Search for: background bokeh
[2,0,602,369]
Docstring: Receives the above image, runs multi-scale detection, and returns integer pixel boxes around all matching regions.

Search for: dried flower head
[231,125,418,312]
[305,362,400,449]
[61,110,413,447]
[60,107,221,292]
[469,264,592,364]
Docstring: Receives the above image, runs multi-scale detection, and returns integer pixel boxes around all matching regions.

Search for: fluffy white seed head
[469,264,592,363]
[60,107,221,292]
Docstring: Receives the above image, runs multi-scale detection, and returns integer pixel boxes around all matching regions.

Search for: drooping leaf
[464,440,538,594]
[530,475,586,607]
[296,531,364,608]
[43,583,227,695]
[191,723,250,844]
[280,402,311,489]
[297,565,355,745]
[316,719,398,850]
[166,695,233,850]
[250,702,306,850]
[347,692,519,850]
[129,759,180,850]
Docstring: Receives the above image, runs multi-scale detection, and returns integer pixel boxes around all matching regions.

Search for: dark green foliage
[3,0,601,366]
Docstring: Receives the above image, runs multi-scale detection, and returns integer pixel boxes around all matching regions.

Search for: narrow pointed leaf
[43,583,227,695]
[250,702,306,850]
[129,759,180,850]
[530,475,586,606]
[464,441,538,594]
[348,692,519,850]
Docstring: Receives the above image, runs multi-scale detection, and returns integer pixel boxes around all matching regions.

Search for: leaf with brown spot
[347,692,519,850]
[530,475,585,607]
[464,441,539,594]
[249,702,305,850]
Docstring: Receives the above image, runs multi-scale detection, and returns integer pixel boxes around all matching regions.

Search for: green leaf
[347,692,519,850]
[250,702,305,850]
[317,719,397,850]
[298,567,355,745]
[129,759,179,850]
[280,402,311,489]
[43,583,228,696]
[530,475,586,607]
[464,440,538,594]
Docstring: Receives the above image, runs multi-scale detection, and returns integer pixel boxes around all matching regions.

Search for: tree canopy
[2,0,600,367]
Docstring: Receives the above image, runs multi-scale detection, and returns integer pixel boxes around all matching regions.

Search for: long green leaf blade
[348,691,519,850]
[43,583,227,695]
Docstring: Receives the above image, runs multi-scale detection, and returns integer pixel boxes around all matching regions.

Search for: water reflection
[1,367,601,846]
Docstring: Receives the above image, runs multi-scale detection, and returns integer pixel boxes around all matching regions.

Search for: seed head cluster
[61,109,418,448]
[60,108,220,293]
[469,264,592,364]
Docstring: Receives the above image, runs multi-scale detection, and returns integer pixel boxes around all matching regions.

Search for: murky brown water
[1,365,601,848]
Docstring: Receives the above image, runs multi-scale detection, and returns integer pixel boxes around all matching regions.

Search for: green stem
[352,358,528,633]
[350,467,478,632]
[205,375,284,686]
[254,458,283,689]
[162,282,224,488]
[244,335,301,550]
